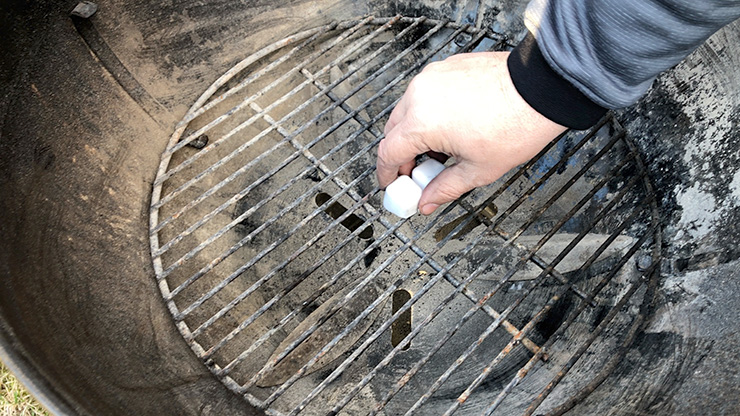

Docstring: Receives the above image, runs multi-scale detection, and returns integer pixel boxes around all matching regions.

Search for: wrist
[507,32,607,130]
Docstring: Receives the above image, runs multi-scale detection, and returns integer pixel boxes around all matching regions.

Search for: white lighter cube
[411,159,446,190]
[383,159,446,218]
[383,175,422,218]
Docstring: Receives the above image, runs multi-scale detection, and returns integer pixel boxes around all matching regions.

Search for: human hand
[377,51,567,215]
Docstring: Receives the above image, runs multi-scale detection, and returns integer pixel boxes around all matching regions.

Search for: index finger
[376,119,429,188]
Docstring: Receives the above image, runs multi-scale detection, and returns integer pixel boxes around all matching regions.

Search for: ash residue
[619,50,740,270]
[618,77,692,222]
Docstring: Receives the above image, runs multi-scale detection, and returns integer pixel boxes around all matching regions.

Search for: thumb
[418,164,475,215]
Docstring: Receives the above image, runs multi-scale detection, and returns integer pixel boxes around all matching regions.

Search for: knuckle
[435,182,465,202]
[377,138,390,159]
[377,138,399,165]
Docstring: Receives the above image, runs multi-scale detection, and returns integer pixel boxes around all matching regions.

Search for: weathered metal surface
[148,17,661,415]
[4,1,738,415]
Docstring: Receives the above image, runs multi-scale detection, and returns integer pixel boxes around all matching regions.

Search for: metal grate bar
[300,68,383,137]
[174,16,457,132]
[168,19,463,311]
[244,200,463,398]
[159,101,387,285]
[254,120,579,399]
[448,117,617,304]
[483,116,611,232]
[189,166,377,338]
[176,21,353,129]
[153,17,433,245]
[403,180,647,415]
[173,106,393,318]
[289,189,531,413]
[210,206,392,372]
[186,110,624,410]
[279,23,469,216]
[319,128,634,412]
[152,15,406,212]
[150,19,661,415]
[175,23,469,321]
[467,127,627,303]
[160,16,375,161]
[259,129,591,405]
[286,124,634,413]
[159,81,404,283]
[276,84,545,366]
[389,131,565,348]
[441,223,649,416]
[219,136,567,381]
[291,33,543,356]
[299,28,490,140]
[363,158,641,415]
[496,245,658,416]
[180,26,333,129]
[535,266,658,416]
[149,23,335,225]
[443,207,652,416]
[218,216,407,382]
[333,145,638,415]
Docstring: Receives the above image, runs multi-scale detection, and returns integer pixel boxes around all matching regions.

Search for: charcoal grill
[149,16,661,415]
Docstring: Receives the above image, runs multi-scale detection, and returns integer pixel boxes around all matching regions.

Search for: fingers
[418,164,474,215]
[383,93,408,137]
[376,119,429,188]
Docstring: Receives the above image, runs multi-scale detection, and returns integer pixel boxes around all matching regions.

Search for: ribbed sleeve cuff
[507,32,607,130]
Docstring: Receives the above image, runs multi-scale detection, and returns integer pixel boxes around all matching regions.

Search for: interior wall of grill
[1,0,739,415]
[0,1,530,414]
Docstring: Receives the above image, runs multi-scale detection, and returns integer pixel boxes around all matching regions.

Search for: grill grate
[150,16,661,415]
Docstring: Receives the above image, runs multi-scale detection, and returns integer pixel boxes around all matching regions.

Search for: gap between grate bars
[150,16,661,416]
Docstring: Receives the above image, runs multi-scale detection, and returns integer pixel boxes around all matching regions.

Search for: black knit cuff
[507,32,607,130]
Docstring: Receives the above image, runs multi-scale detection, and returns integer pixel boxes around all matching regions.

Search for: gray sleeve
[524,0,740,109]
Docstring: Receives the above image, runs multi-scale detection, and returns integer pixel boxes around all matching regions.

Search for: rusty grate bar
[243,122,597,400]
[332,150,642,416]
[269,120,635,412]
[151,17,661,416]
[439,206,653,416]
[152,15,412,219]
[173,106,392,319]
[421,205,650,416]
[334,145,639,415]
[152,17,403,215]
[527,265,658,416]
[153,18,440,264]
[291,122,630,412]
[159,97,393,284]
[459,122,626,303]
[161,17,374,162]
[238,98,540,359]
[167,20,460,315]
[515,260,658,416]
[209,205,390,369]
[297,32,546,356]
[188,164,378,337]
[210,135,567,378]
[278,29,543,359]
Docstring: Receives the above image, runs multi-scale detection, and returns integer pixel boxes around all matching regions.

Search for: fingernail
[420,203,440,215]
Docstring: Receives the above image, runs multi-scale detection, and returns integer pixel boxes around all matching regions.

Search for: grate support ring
[150,16,661,415]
